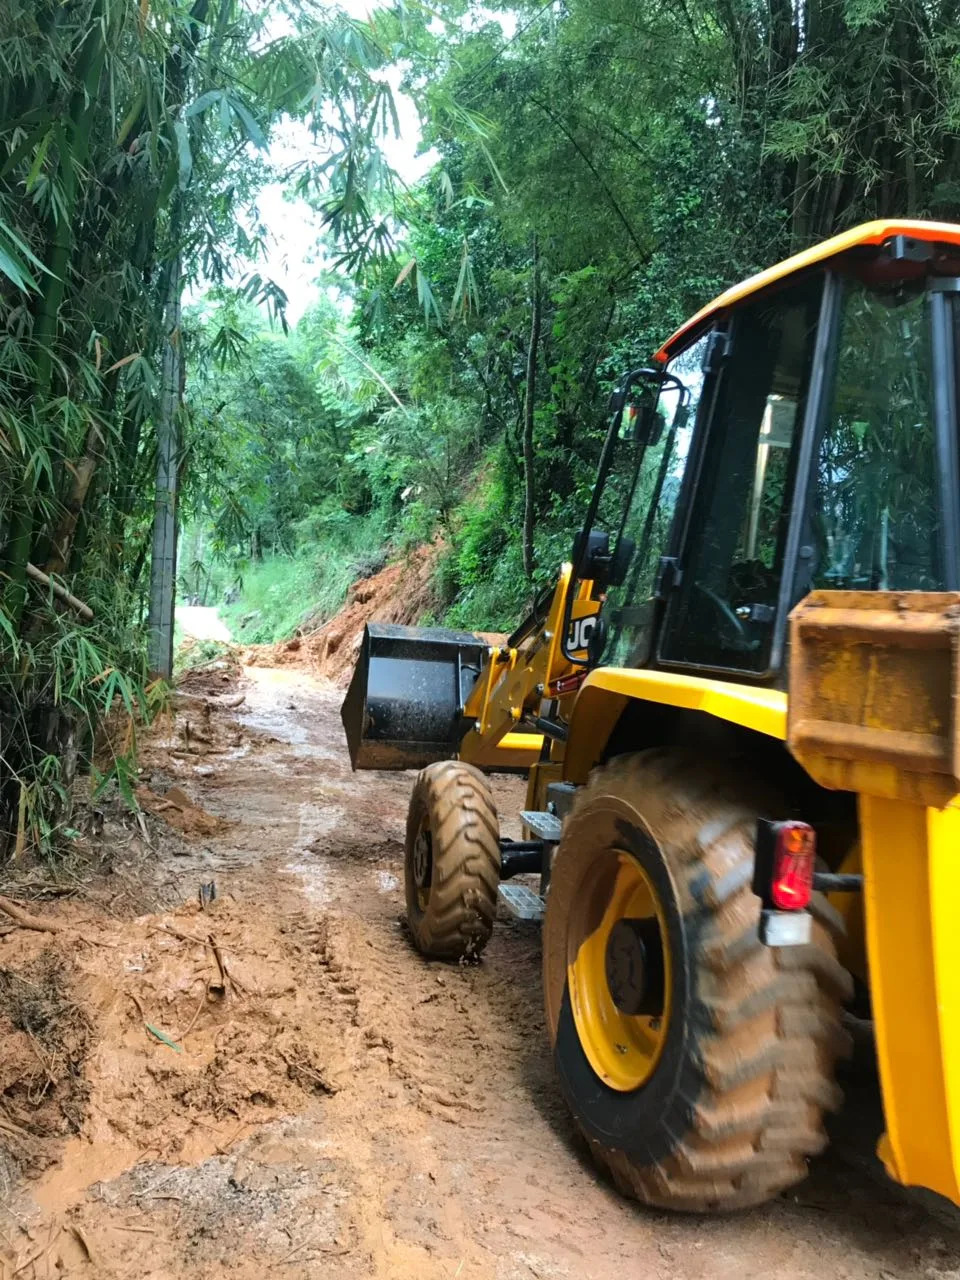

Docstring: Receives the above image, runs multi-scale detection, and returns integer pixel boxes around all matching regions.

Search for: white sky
[224,3,516,326]
[253,66,437,324]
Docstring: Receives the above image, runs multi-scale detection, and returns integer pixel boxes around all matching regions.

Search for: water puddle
[375,870,399,894]
[281,859,333,907]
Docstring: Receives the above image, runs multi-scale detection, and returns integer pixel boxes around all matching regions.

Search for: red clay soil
[0,661,958,1278]
[246,543,441,685]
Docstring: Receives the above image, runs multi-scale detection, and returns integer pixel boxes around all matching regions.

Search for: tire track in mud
[4,663,960,1280]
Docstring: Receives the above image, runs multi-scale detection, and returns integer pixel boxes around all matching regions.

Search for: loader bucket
[341,622,486,771]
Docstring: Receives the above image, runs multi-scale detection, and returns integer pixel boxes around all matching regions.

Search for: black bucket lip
[365,621,484,646]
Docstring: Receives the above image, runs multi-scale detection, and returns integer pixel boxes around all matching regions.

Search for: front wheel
[404,761,501,961]
[543,750,852,1212]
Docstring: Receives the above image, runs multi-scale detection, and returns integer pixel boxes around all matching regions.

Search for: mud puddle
[0,664,958,1279]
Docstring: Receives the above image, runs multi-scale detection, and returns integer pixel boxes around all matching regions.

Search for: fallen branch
[70,1224,95,1265]
[215,1120,248,1155]
[207,934,228,993]
[149,923,208,946]
[175,984,208,1043]
[0,896,61,933]
[25,563,93,621]
[126,990,147,1020]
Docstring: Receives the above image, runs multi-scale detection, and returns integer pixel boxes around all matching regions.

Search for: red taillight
[770,822,816,910]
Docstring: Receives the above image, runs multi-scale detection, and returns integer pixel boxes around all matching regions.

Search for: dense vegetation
[3,0,960,853]
[187,0,960,639]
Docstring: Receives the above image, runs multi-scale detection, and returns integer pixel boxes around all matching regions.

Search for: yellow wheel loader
[342,219,960,1213]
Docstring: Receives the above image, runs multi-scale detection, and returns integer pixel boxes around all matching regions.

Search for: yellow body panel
[788,591,960,807]
[657,219,960,362]
[564,667,787,783]
[460,563,597,770]
[860,795,960,1203]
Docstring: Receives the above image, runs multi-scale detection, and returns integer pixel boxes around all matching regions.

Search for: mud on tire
[543,749,853,1212]
[404,761,501,961]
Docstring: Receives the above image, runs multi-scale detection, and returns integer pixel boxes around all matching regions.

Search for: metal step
[520,809,563,842]
[498,882,545,921]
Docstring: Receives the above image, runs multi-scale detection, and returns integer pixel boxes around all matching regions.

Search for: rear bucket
[341,622,486,771]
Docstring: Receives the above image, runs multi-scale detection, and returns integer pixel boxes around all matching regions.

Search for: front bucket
[340,622,486,771]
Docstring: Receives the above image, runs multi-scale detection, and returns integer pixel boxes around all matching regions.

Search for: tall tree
[522,237,540,581]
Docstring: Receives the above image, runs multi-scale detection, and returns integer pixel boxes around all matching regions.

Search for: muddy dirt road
[3,664,960,1279]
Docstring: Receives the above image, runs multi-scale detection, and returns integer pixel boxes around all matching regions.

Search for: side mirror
[573,528,609,575]
[630,402,663,446]
[607,535,635,587]
[573,530,635,589]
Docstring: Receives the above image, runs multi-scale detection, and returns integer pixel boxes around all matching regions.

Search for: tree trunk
[146,253,183,678]
[522,238,541,581]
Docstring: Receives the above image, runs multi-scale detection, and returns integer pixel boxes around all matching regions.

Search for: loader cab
[584,224,960,684]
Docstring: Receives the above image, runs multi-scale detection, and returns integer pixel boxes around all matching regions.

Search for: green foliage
[220,506,390,645]
[439,461,529,631]
[174,637,233,674]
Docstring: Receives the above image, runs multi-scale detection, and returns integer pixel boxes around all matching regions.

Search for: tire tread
[405,761,501,961]
[550,750,851,1212]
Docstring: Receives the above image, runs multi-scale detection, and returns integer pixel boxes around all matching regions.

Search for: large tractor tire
[404,761,501,961]
[543,750,853,1212]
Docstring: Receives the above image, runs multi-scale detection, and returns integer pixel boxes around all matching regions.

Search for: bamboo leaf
[25,132,52,193]
[0,241,37,292]
[0,217,51,291]
[226,94,267,149]
[104,352,139,375]
[0,605,20,656]
[145,1023,182,1052]
[394,256,417,287]
[173,120,193,190]
[416,267,442,328]
[184,89,223,119]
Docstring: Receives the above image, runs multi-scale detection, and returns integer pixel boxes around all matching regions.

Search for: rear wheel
[543,750,853,1212]
[404,761,501,961]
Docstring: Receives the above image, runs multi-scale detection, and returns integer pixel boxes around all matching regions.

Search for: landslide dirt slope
[247,542,441,685]
[0,664,958,1278]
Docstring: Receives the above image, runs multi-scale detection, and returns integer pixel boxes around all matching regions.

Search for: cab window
[659,276,823,672]
[602,334,709,668]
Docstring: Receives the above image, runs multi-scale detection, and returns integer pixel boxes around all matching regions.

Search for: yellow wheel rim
[566,849,671,1092]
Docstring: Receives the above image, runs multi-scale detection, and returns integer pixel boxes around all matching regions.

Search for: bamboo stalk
[25,564,93,621]
[522,236,541,581]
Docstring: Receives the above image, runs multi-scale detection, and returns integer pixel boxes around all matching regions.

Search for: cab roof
[654,218,960,364]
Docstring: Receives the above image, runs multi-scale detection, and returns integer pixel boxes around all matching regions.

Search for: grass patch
[223,509,389,645]
[174,636,233,674]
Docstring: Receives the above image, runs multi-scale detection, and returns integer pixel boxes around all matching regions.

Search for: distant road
[177,604,232,643]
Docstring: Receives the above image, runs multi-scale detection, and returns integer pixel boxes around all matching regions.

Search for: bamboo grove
[0,0,402,855]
